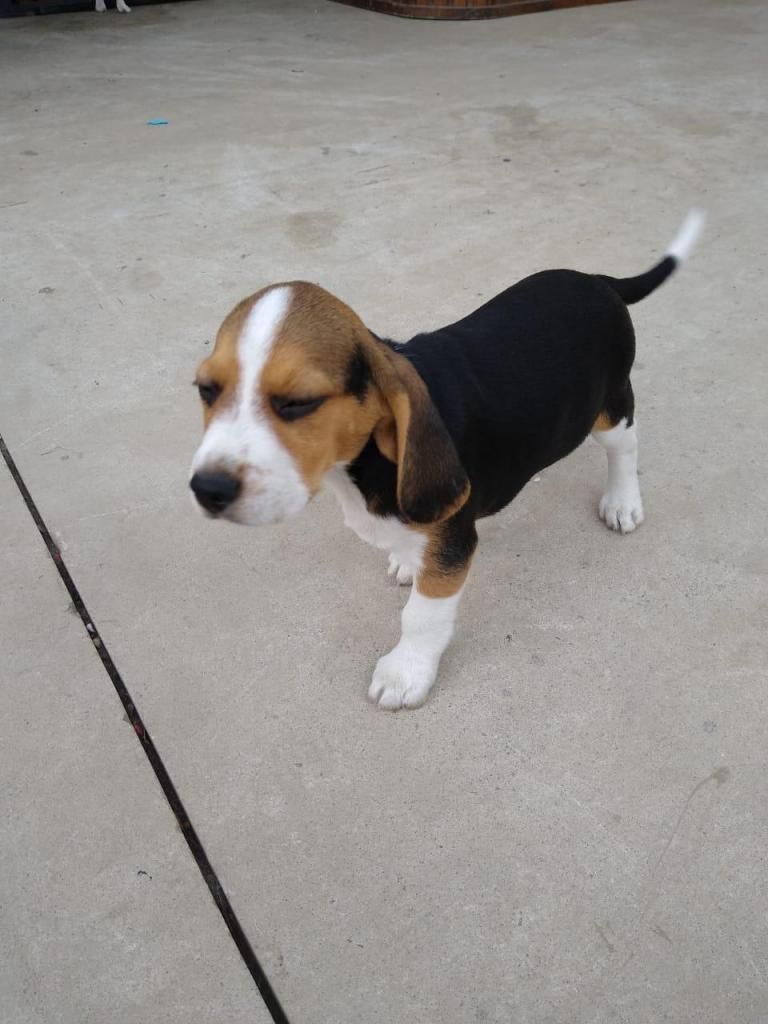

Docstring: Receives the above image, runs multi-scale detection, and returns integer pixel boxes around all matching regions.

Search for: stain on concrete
[595,922,616,953]
[287,210,341,250]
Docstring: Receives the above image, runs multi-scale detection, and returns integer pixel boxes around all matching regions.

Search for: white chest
[324,467,426,575]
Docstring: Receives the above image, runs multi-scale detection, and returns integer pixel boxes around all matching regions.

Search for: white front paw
[368,645,437,710]
[95,0,106,10]
[387,553,414,586]
[599,488,644,534]
[116,0,131,9]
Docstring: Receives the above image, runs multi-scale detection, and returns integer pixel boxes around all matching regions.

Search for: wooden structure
[329,0,631,19]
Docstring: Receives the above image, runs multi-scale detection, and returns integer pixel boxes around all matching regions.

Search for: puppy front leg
[95,0,106,11]
[369,585,464,710]
[369,518,476,710]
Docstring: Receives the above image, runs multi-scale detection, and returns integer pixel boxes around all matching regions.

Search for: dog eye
[197,381,222,407]
[270,395,326,422]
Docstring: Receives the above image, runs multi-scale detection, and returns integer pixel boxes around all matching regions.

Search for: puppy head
[190,281,469,526]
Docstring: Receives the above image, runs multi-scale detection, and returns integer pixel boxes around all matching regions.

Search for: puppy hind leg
[592,386,644,534]
[387,553,414,586]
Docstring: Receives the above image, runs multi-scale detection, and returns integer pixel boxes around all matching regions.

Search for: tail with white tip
[600,209,706,305]
[666,208,707,264]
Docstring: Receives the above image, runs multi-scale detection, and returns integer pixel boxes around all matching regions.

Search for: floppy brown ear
[370,347,470,525]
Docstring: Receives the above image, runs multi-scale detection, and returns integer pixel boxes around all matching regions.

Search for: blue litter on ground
[146,119,169,126]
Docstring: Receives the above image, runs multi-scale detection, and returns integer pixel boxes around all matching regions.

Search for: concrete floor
[1,1,766,1022]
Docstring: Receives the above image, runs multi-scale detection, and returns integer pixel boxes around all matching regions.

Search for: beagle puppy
[190,211,704,710]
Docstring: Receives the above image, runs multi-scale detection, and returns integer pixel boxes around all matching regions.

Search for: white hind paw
[387,553,414,586]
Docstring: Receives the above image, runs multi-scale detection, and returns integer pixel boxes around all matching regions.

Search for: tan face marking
[194,293,258,429]
[261,283,387,493]
[191,286,311,524]
[191,283,388,523]
[191,280,470,527]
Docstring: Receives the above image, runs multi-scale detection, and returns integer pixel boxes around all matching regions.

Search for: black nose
[190,471,241,515]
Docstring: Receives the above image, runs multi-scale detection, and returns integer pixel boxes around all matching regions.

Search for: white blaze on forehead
[235,285,292,415]
[191,284,311,524]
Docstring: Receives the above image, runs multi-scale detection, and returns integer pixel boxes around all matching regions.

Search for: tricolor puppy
[190,211,704,710]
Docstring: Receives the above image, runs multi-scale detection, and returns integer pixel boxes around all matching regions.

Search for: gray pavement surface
[1,1,766,1022]
[0,468,270,1023]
